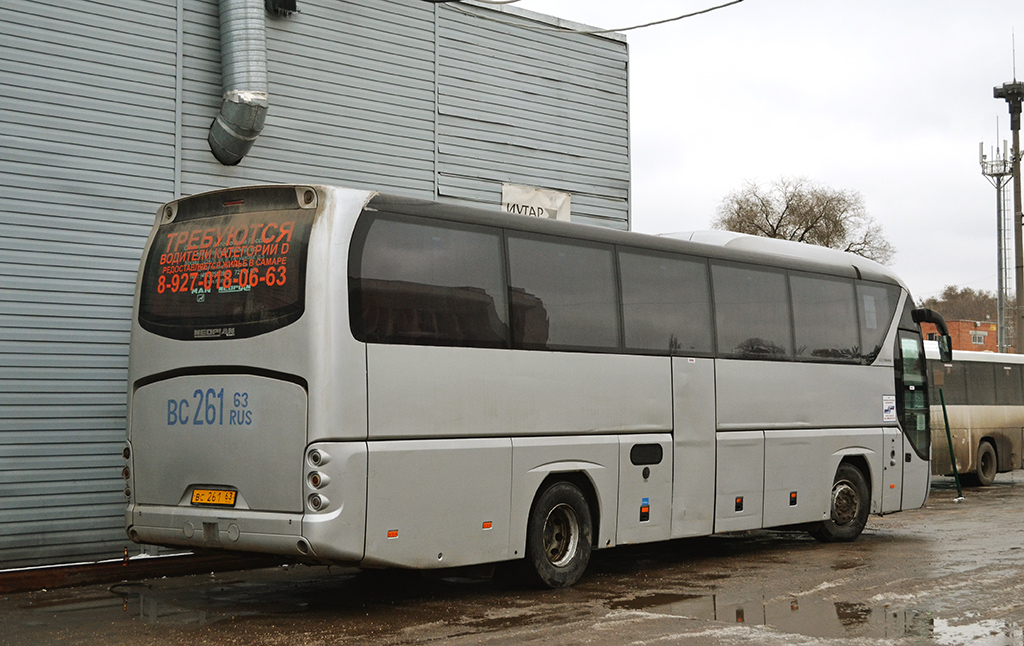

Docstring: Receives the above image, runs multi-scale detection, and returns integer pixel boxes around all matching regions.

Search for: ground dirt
[2,474,1023,645]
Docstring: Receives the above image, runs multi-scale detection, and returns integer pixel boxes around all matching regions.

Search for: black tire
[810,463,870,543]
[523,481,593,588]
[975,441,997,487]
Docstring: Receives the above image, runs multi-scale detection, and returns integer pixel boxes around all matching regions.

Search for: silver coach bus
[929,344,1024,486]
[124,185,950,587]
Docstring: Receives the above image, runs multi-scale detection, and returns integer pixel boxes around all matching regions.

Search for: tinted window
[857,282,901,362]
[507,234,619,350]
[712,263,792,359]
[619,250,713,355]
[790,273,860,363]
[995,363,1024,405]
[350,214,508,347]
[966,362,997,406]
[930,359,967,406]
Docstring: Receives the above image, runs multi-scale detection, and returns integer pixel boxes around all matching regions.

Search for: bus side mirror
[937,334,953,363]
[912,308,952,363]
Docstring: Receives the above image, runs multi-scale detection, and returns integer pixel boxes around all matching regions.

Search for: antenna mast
[981,136,1013,352]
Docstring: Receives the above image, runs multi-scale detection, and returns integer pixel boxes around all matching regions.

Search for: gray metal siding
[0,0,629,569]
[436,5,629,228]
[0,0,178,567]
[179,0,439,196]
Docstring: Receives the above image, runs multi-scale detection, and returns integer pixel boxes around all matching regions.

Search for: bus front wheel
[524,481,593,588]
[810,463,869,543]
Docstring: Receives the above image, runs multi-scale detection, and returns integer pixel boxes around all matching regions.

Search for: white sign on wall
[501,183,571,221]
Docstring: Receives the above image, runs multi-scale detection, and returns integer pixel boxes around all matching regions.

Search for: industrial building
[0,0,630,568]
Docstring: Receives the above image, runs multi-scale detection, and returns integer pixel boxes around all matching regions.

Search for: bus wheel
[810,463,869,543]
[524,481,593,588]
[976,441,997,487]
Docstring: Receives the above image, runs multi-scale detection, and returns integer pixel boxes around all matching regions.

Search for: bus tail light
[307,471,330,489]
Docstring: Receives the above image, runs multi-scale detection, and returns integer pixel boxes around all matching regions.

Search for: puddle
[609,592,706,610]
[607,591,1023,643]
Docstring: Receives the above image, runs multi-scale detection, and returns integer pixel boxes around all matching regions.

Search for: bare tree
[713,177,896,264]
[920,285,998,322]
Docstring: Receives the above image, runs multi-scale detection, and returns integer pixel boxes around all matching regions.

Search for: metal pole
[940,390,964,501]
[1014,122,1023,353]
[1011,123,1019,354]
[997,172,1006,351]
[995,82,1024,353]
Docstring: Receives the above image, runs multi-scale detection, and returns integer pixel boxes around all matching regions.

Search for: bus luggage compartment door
[616,434,672,545]
[714,431,765,533]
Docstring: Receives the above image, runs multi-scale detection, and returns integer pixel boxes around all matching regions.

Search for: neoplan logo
[194,327,236,339]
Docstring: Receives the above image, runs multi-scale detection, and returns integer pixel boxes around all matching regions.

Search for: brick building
[921,320,1002,353]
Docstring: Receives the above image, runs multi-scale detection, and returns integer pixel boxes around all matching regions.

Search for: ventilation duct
[208,0,269,165]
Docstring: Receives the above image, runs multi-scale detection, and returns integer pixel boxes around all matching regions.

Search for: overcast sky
[512,0,1022,303]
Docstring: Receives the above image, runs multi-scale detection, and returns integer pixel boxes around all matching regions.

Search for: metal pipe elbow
[209,89,269,166]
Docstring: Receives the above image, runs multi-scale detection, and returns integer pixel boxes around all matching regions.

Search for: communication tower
[981,138,1014,352]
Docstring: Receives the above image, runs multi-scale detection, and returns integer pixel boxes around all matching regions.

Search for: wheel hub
[543,502,580,567]
[831,481,859,526]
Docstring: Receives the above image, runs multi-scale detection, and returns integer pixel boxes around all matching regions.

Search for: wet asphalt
[3,474,1023,646]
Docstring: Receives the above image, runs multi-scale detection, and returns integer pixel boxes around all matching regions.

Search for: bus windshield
[138,189,314,340]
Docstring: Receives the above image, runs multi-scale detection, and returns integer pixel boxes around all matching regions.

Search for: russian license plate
[191,488,237,506]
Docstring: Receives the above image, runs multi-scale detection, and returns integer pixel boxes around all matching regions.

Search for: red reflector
[890,484,896,489]
[387,530,398,539]
[223,199,245,206]
[482,521,493,530]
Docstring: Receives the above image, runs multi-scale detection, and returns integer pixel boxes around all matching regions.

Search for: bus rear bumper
[127,505,310,559]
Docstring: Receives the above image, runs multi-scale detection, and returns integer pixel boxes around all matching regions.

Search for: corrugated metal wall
[436,5,630,229]
[0,0,178,567]
[0,0,629,569]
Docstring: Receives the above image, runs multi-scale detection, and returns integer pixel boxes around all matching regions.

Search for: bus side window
[618,249,712,356]
[711,262,792,360]
[966,363,997,406]
[856,283,901,363]
[506,234,619,351]
[351,214,509,348]
[996,364,1023,406]
[789,273,860,363]
[939,361,968,406]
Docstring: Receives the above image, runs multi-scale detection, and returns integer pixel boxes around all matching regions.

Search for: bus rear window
[138,199,313,341]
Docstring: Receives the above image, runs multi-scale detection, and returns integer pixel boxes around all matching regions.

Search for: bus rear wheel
[975,441,997,487]
[810,463,869,543]
[524,481,593,588]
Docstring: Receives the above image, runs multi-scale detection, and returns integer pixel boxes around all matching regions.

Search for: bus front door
[896,330,931,510]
